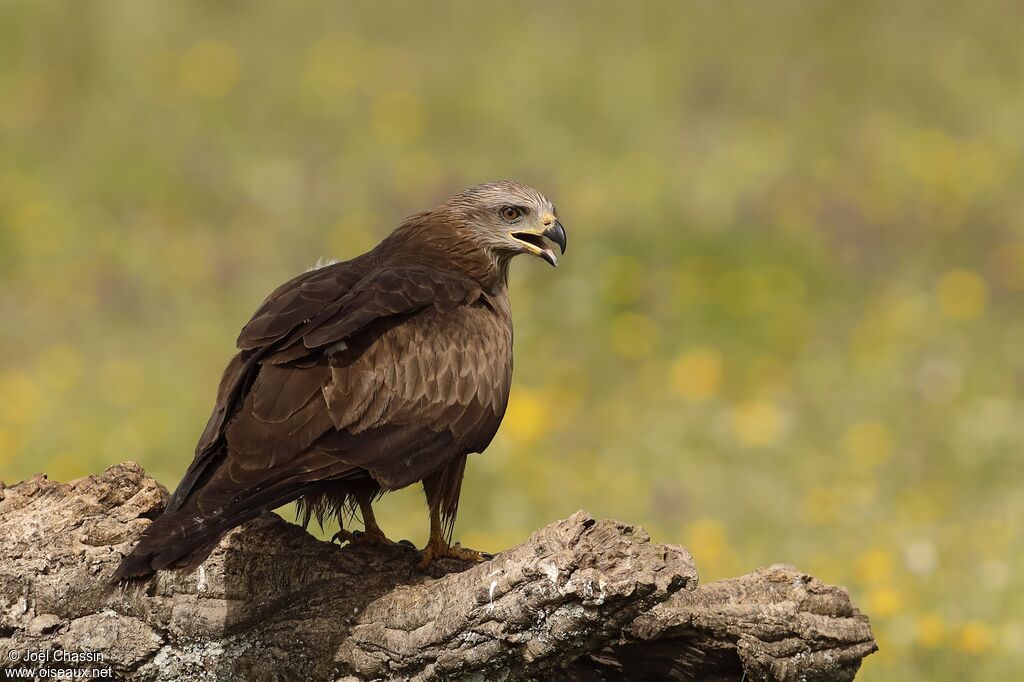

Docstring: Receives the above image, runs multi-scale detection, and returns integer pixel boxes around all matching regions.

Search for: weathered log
[0,463,876,680]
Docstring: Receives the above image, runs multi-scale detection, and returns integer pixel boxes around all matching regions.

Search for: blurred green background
[2,1,1022,678]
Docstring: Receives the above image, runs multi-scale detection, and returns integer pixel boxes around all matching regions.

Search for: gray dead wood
[0,462,876,681]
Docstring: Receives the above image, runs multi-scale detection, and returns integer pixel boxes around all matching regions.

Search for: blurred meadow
[2,1,1023,678]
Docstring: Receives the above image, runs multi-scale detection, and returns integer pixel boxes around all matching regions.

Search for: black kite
[114,181,566,579]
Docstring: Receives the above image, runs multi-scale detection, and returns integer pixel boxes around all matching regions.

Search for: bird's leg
[332,494,393,547]
[416,503,492,569]
[353,495,388,545]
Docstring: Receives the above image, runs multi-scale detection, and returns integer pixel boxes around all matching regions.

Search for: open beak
[510,220,567,267]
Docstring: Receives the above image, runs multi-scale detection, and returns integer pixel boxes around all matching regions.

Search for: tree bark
[0,463,876,681]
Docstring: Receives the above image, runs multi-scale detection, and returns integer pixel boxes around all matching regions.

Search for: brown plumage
[114,181,566,579]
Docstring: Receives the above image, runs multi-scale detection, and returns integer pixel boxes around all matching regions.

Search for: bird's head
[442,181,567,268]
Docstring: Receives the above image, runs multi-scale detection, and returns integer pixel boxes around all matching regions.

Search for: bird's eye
[500,206,522,222]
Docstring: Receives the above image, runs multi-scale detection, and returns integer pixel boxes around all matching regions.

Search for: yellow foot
[416,540,493,570]
[331,528,392,547]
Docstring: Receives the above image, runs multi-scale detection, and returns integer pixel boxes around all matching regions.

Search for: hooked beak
[510,220,567,267]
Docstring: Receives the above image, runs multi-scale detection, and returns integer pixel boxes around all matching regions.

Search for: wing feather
[120,256,512,580]
[251,362,329,423]
[169,261,507,513]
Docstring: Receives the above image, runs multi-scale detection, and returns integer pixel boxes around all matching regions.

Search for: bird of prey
[113,181,566,579]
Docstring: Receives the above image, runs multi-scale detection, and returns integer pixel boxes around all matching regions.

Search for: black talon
[398,539,416,549]
[331,530,346,545]
[351,530,364,540]
[480,552,494,560]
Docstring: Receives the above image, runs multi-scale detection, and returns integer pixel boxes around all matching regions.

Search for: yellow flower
[855,548,894,584]
[670,348,722,401]
[0,372,42,426]
[915,612,946,647]
[866,586,902,617]
[730,400,784,447]
[503,388,551,446]
[686,518,726,566]
[936,270,987,320]
[956,620,995,654]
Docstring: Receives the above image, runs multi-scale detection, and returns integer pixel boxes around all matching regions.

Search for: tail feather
[112,481,324,581]
[113,509,235,580]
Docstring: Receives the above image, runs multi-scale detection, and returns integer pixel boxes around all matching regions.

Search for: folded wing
[114,260,511,578]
